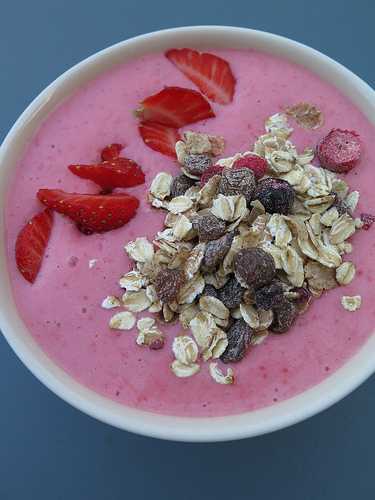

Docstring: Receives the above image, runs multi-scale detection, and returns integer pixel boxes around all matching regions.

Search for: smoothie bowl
[1,26,375,442]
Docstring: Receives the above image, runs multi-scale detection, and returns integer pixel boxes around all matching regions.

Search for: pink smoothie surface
[4,49,375,417]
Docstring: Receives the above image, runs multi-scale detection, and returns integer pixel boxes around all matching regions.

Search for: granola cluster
[102,114,364,384]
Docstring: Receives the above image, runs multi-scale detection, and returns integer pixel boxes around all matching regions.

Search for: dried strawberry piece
[270,298,298,334]
[170,174,195,198]
[196,214,226,242]
[154,268,185,303]
[100,143,123,161]
[232,155,268,180]
[200,165,224,187]
[183,154,212,177]
[360,213,375,230]
[317,129,361,173]
[219,167,256,203]
[255,178,295,215]
[255,281,284,310]
[202,232,234,271]
[218,276,244,310]
[201,285,219,300]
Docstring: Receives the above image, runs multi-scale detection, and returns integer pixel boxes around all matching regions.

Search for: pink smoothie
[5,49,375,417]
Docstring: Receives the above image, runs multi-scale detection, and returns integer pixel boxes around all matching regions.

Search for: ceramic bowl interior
[1,26,374,442]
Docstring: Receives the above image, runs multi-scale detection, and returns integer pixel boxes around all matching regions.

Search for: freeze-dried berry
[270,298,298,334]
[220,319,253,363]
[317,129,361,173]
[360,213,375,230]
[202,232,234,271]
[154,268,185,303]
[183,153,212,177]
[232,155,268,180]
[255,281,284,310]
[200,165,224,187]
[218,276,244,309]
[196,214,226,242]
[254,177,295,214]
[170,174,195,198]
[289,287,312,313]
[219,167,256,203]
[201,284,219,299]
[234,248,276,289]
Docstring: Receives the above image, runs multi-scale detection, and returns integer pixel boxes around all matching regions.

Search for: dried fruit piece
[254,281,284,310]
[101,143,123,161]
[255,178,295,215]
[15,209,53,283]
[287,287,312,313]
[136,86,215,127]
[270,298,298,333]
[183,154,212,177]
[219,168,256,203]
[165,48,236,104]
[139,121,181,158]
[286,102,324,129]
[360,213,375,230]
[202,232,235,271]
[196,214,226,242]
[218,276,244,309]
[68,157,145,191]
[37,189,139,234]
[220,319,253,363]
[234,248,276,289]
[232,154,268,180]
[201,284,219,300]
[154,268,185,303]
[317,129,361,173]
[170,174,196,198]
[200,165,224,187]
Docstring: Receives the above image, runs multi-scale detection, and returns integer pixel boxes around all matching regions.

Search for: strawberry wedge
[165,48,236,105]
[38,189,139,234]
[69,157,145,191]
[139,121,181,158]
[15,209,54,283]
[136,86,215,128]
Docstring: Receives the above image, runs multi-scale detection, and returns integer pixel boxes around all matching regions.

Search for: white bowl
[1,26,374,442]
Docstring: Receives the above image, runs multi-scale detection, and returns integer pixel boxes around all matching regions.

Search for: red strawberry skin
[137,86,215,128]
[139,121,181,158]
[68,158,145,190]
[37,190,139,234]
[15,209,53,283]
[165,48,236,105]
[232,155,268,180]
[101,143,124,161]
[200,165,224,187]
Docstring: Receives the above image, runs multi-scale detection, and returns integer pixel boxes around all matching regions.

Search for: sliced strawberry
[139,121,181,158]
[136,86,215,127]
[68,158,145,191]
[15,209,53,283]
[37,190,139,234]
[165,48,236,105]
[101,143,124,161]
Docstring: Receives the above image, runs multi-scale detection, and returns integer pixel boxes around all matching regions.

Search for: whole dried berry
[201,284,219,299]
[360,213,375,230]
[234,248,276,289]
[220,319,253,363]
[270,298,298,334]
[219,167,256,203]
[170,174,195,198]
[202,232,234,271]
[317,129,361,173]
[154,268,185,303]
[232,155,268,180]
[255,281,284,310]
[218,276,244,309]
[196,214,226,242]
[183,153,212,177]
[200,165,224,187]
[254,178,295,214]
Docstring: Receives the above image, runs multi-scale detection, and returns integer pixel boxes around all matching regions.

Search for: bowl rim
[1,25,375,442]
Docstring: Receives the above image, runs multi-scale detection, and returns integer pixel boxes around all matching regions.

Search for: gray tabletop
[1,1,375,499]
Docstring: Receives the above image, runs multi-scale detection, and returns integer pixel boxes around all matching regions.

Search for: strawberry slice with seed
[101,143,124,161]
[68,157,145,191]
[37,189,139,234]
[139,121,181,158]
[136,86,215,127]
[165,48,236,105]
[15,209,54,283]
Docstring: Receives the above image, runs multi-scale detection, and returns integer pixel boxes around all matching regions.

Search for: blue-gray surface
[1,1,374,498]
